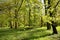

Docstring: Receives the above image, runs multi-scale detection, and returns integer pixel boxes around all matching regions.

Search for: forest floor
[0,26,60,40]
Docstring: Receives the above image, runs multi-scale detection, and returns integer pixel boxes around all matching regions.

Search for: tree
[52,21,58,34]
[44,0,51,30]
[13,0,24,29]
[49,0,60,34]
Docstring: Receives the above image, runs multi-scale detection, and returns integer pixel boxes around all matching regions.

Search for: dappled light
[0,0,60,40]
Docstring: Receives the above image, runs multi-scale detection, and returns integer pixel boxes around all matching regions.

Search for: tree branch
[18,0,24,11]
[47,0,60,9]
[54,0,60,8]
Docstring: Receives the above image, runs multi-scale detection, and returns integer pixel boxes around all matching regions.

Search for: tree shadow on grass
[21,34,52,40]
[0,28,34,38]
[0,28,19,37]
[0,27,52,40]
[21,29,52,40]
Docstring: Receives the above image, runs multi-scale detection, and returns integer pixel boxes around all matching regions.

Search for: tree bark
[47,22,51,30]
[8,8,13,28]
[46,0,51,30]
[9,21,13,28]
[14,9,18,29]
[44,0,47,15]
[41,17,43,27]
[29,8,31,27]
[52,21,58,34]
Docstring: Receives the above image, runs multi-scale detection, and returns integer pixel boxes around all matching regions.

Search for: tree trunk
[41,17,43,27]
[44,0,47,15]
[46,0,51,30]
[29,8,31,27]
[52,26,58,34]
[47,22,51,30]
[15,21,18,29]
[14,9,18,29]
[9,21,13,28]
[14,0,23,29]
[24,14,25,27]
[52,21,58,34]
[8,9,13,28]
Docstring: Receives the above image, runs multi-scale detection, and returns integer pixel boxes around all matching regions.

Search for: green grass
[0,27,60,40]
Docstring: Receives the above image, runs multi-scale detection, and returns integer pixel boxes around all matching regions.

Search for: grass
[0,26,60,40]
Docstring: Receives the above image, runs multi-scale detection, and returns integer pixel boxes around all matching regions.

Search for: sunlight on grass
[33,26,60,40]
[57,26,60,31]
[0,27,60,40]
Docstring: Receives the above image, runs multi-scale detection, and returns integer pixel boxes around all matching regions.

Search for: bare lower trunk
[29,8,31,27]
[9,21,13,28]
[47,22,51,30]
[52,26,58,34]
[15,21,18,29]
[52,21,58,34]
[14,9,18,29]
[41,17,43,27]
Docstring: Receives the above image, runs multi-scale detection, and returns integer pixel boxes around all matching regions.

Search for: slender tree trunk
[9,9,13,28]
[14,0,24,29]
[34,15,36,26]
[40,17,43,27]
[46,0,51,30]
[29,8,31,27]
[47,22,51,30]
[15,20,18,29]
[9,21,13,28]
[15,9,18,29]
[24,13,25,27]
[44,0,47,15]
[33,7,36,26]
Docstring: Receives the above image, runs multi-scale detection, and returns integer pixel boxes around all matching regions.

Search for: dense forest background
[0,0,60,28]
[0,0,60,40]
